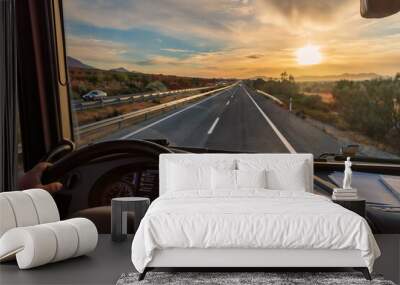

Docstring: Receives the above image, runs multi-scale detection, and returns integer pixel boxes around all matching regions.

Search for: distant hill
[296,73,383,82]
[109,67,130,73]
[66,56,93,69]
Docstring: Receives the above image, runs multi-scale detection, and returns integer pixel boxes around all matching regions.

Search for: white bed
[131,154,380,280]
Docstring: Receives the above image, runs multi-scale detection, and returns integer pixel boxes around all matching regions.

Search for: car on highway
[81,90,107,101]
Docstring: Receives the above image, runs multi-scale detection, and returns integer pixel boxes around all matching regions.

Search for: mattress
[131,190,380,273]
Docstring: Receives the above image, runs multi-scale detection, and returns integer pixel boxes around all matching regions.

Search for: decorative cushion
[238,159,309,191]
[167,162,211,191]
[160,154,313,194]
[211,169,268,191]
[161,155,236,194]
[211,168,237,190]
[236,169,267,189]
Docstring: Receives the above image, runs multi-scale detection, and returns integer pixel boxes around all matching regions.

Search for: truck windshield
[62,0,400,161]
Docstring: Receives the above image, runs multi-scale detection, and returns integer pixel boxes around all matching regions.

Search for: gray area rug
[116,272,395,285]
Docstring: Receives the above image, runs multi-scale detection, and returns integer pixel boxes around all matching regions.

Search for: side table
[332,198,366,218]
[111,197,150,242]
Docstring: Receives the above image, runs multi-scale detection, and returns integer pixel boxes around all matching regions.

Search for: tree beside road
[248,73,400,155]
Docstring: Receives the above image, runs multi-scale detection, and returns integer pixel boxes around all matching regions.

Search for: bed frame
[139,248,371,280]
[138,154,372,281]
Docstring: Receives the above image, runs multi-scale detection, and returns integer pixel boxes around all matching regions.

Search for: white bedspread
[131,190,380,272]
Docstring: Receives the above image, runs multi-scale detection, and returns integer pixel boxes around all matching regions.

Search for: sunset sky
[63,0,400,79]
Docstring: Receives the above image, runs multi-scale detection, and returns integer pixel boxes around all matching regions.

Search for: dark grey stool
[111,197,150,242]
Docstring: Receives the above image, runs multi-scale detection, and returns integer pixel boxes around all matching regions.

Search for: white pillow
[211,168,236,190]
[238,159,308,191]
[167,162,211,191]
[236,169,267,189]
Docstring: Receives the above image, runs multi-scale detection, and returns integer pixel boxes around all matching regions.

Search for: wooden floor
[0,235,134,285]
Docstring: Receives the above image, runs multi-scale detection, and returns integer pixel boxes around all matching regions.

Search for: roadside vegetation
[248,73,400,155]
[68,67,231,127]
[68,67,220,100]
[74,91,206,125]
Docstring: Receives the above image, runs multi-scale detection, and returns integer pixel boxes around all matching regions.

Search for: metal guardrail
[256,89,284,105]
[73,86,218,111]
[76,84,233,136]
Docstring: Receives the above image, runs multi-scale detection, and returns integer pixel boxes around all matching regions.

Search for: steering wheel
[42,139,173,185]
[40,139,173,227]
[41,139,75,163]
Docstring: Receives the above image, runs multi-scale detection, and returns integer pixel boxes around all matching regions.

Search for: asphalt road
[107,84,342,156]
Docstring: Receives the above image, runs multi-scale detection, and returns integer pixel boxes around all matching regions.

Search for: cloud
[258,0,356,25]
[65,36,127,63]
[63,0,243,42]
[65,36,141,70]
[160,48,193,53]
[135,60,155,66]
[247,54,264,59]
[63,0,400,78]
[135,55,187,67]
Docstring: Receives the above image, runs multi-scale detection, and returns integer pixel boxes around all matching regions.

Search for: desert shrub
[145,81,167,92]
[332,79,400,139]
[294,95,331,112]
[112,109,122,117]
[251,73,298,99]
[303,108,338,125]
[87,74,100,84]
[77,83,90,96]
[151,98,161,104]
[112,72,129,82]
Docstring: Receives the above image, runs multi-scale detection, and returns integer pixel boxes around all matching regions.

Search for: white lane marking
[207,117,220,135]
[230,86,238,98]
[243,87,297,153]
[226,100,230,106]
[120,90,227,139]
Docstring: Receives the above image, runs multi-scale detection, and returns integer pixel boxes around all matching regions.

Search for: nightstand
[111,197,150,242]
[332,198,366,218]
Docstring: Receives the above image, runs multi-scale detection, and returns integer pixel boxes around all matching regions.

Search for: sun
[296,44,322,65]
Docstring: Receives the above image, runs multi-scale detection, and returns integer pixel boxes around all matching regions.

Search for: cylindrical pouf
[0,218,98,269]
[0,226,57,269]
[0,191,39,227]
[64,218,98,257]
[23,189,60,223]
[42,221,79,262]
[0,196,17,237]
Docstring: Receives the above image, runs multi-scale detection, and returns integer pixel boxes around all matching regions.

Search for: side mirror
[361,0,400,18]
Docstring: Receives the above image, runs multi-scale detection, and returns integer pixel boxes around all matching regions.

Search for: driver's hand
[18,162,63,193]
